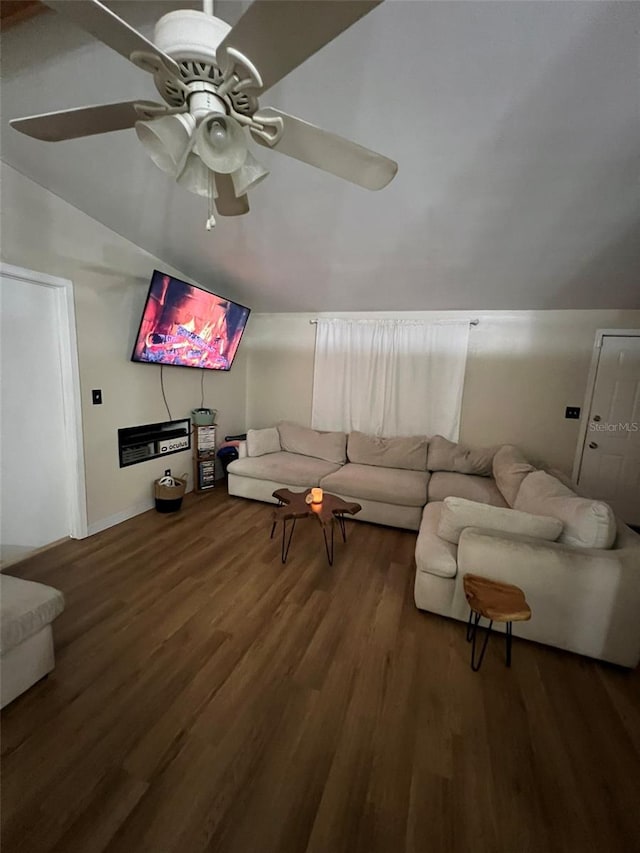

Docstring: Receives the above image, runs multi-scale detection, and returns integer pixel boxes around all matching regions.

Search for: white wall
[1,274,70,561]
[244,310,640,474]
[0,163,248,532]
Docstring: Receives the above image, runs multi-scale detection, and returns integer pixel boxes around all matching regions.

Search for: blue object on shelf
[217,446,239,476]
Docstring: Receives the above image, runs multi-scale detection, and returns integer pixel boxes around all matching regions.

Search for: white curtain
[311,319,470,438]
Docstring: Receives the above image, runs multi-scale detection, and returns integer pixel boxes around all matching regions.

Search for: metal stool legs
[467,610,493,671]
[466,610,513,671]
[322,519,335,566]
[270,516,297,564]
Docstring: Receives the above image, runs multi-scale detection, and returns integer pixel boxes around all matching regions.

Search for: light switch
[565,406,580,419]
[92,389,103,405]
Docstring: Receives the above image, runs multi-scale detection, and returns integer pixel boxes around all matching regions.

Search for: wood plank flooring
[2,486,639,853]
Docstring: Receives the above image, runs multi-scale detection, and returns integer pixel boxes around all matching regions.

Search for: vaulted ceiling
[1,0,638,311]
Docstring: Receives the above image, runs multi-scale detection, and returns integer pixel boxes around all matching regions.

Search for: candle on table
[311,487,323,504]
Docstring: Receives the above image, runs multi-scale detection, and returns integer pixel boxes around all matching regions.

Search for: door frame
[1,262,88,539]
[572,328,640,485]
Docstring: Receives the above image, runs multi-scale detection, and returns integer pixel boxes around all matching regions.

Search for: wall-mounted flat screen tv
[131,270,250,370]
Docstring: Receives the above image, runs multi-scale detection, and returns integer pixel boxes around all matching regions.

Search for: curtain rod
[309,318,480,326]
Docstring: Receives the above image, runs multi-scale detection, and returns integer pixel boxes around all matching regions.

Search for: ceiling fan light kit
[11,0,398,229]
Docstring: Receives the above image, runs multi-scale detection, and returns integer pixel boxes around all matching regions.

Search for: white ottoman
[0,575,65,708]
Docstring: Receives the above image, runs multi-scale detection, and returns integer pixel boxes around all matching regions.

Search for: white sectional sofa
[227,422,640,667]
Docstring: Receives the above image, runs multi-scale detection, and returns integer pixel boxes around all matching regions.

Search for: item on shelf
[192,408,216,426]
[194,424,217,491]
[196,424,217,451]
[217,445,239,477]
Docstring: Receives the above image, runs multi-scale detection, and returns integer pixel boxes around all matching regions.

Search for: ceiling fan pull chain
[206,171,216,230]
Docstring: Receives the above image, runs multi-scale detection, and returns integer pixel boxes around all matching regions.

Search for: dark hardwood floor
[2,486,639,853]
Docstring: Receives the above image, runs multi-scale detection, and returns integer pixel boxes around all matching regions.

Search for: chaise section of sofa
[414,445,640,667]
[415,520,640,667]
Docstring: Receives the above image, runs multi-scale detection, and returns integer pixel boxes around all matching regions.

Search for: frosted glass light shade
[176,153,215,198]
[136,113,196,177]
[231,151,270,197]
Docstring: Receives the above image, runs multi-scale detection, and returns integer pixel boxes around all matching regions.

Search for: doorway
[0,263,87,567]
[574,330,640,526]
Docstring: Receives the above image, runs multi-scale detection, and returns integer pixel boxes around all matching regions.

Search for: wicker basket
[154,476,187,513]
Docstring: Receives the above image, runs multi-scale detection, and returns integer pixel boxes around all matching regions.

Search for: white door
[577,334,640,525]
[1,271,79,564]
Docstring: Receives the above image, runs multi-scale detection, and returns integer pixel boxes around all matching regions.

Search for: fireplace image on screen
[132,270,250,371]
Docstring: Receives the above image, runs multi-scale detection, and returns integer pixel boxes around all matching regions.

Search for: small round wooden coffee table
[270,488,361,565]
[463,573,532,671]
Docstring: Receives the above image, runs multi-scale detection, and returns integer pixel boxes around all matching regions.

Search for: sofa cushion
[320,463,430,507]
[227,451,341,487]
[415,503,458,578]
[427,435,496,477]
[492,445,536,506]
[514,470,617,549]
[277,421,346,465]
[428,471,508,507]
[347,431,429,471]
[0,575,65,654]
[438,496,563,545]
[246,427,281,457]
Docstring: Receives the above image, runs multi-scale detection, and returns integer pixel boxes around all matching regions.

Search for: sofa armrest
[457,527,640,667]
[238,441,248,459]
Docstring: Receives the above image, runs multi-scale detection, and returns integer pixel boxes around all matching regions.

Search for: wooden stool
[463,574,531,671]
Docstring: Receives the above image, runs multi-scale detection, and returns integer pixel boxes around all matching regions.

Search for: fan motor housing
[151,10,257,119]
[154,10,231,64]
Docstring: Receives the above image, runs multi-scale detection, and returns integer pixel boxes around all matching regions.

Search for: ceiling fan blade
[252,108,398,190]
[10,101,170,142]
[41,0,180,76]
[218,0,381,94]
[214,174,250,216]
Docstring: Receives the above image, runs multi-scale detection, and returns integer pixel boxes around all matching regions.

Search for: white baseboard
[87,485,194,537]
[87,497,155,536]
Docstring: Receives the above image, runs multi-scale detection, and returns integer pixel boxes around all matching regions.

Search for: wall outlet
[92,389,102,405]
[565,406,581,419]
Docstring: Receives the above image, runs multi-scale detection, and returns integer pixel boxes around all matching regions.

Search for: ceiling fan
[10,0,398,229]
